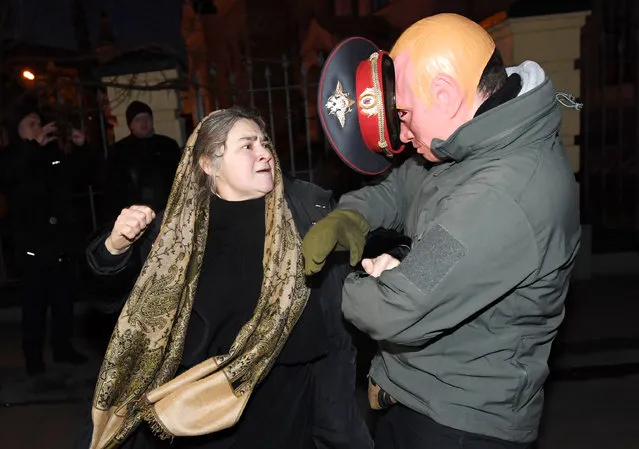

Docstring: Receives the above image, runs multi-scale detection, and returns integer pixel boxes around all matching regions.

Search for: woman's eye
[242,144,252,150]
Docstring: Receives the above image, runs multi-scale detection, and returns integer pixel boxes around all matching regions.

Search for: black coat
[0,140,77,268]
[66,142,101,194]
[103,133,181,220]
[79,177,373,449]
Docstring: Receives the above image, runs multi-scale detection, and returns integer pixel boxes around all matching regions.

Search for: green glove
[302,209,370,275]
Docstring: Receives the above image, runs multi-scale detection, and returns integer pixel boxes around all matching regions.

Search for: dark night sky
[1,0,185,56]
[1,0,595,56]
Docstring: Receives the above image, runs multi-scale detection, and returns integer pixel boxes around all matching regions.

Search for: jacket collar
[431,63,560,163]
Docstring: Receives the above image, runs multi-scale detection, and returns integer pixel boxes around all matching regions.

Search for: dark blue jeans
[374,405,534,449]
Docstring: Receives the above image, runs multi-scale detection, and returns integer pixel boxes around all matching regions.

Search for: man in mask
[305,13,581,449]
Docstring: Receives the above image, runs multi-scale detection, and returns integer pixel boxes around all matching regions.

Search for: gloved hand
[302,209,370,275]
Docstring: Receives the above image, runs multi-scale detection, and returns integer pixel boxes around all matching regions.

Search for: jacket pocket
[511,338,529,413]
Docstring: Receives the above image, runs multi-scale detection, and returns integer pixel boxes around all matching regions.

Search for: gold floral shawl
[89,111,310,449]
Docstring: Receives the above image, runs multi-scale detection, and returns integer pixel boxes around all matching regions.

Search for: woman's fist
[105,205,156,255]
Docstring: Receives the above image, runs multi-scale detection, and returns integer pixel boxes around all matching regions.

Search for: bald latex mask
[390,13,496,162]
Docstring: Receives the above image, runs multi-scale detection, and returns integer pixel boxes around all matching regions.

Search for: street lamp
[22,70,35,80]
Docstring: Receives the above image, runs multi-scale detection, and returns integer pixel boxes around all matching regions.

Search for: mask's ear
[430,73,465,119]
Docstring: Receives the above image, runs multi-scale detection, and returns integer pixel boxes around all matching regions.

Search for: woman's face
[204,118,275,201]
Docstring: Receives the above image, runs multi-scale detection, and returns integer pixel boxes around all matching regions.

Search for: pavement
[1,274,638,448]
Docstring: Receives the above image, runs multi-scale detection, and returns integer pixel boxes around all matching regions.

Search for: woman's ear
[199,156,213,176]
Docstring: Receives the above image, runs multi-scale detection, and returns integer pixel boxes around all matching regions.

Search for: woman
[79,107,372,449]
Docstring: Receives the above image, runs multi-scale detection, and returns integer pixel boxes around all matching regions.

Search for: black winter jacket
[0,140,77,267]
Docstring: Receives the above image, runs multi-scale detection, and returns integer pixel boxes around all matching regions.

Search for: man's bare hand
[35,122,58,146]
[361,253,400,278]
[105,205,156,255]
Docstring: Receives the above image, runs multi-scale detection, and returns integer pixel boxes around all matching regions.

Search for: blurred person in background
[103,100,181,220]
[0,95,87,376]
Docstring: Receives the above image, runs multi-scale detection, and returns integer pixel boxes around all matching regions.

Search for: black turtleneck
[181,195,266,367]
[474,73,522,117]
[159,194,320,448]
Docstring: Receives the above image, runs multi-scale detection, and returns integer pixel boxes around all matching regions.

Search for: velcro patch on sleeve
[399,224,467,294]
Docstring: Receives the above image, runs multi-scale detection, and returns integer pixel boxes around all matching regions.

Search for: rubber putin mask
[390,13,495,162]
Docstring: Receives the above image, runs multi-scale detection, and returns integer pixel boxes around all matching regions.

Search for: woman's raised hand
[105,205,156,255]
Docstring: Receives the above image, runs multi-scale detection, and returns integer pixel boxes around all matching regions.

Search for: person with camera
[0,97,87,375]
